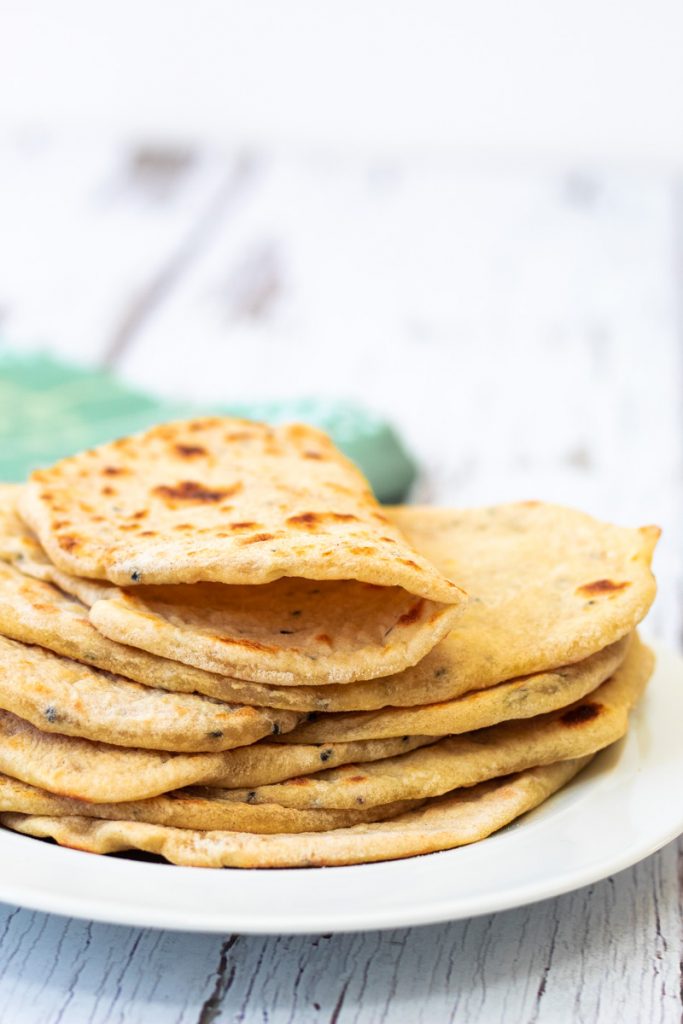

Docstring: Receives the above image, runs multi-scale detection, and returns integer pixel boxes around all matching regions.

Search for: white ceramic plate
[0,644,681,935]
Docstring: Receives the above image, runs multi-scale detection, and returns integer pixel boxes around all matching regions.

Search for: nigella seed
[130,570,141,582]
[208,730,224,739]
[246,791,257,804]
[272,722,281,735]
[290,610,302,617]
[434,667,447,678]
[44,705,58,723]
[279,629,294,635]
[320,749,333,762]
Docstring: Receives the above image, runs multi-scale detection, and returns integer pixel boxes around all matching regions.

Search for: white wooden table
[0,141,681,1023]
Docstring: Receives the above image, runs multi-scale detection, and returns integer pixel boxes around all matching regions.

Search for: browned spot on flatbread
[238,532,275,545]
[400,558,421,569]
[304,450,325,459]
[213,634,277,653]
[224,430,256,442]
[286,511,359,530]
[57,535,79,552]
[103,465,127,476]
[186,417,222,432]
[326,483,355,496]
[315,633,333,646]
[153,481,242,503]
[101,486,116,497]
[560,702,603,726]
[396,599,425,626]
[174,444,207,458]
[285,777,311,786]
[346,775,368,783]
[230,521,261,532]
[577,579,631,597]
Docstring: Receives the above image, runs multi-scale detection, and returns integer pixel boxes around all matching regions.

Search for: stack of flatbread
[0,418,659,868]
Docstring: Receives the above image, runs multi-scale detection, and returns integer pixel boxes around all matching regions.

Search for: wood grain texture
[0,139,681,1022]
[0,843,678,1024]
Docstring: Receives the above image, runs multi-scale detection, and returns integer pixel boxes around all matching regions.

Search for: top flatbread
[18,418,462,599]
[16,422,466,684]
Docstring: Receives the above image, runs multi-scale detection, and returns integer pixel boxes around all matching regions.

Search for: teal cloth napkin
[0,354,417,503]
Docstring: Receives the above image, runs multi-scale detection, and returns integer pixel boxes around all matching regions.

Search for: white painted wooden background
[0,140,681,1023]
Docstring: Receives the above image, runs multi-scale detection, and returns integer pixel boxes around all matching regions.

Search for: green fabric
[0,353,416,503]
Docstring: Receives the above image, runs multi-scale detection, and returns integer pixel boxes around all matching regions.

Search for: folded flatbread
[89,501,659,697]
[17,422,466,683]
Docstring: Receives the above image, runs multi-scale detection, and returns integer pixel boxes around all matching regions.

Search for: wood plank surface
[0,139,680,1023]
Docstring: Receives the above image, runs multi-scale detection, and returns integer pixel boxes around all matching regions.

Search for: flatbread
[89,501,658,700]
[2,489,659,710]
[0,526,339,712]
[88,577,461,685]
[219,639,653,809]
[18,419,463,597]
[205,735,434,789]
[0,757,593,867]
[0,484,113,606]
[283,636,630,742]
[0,773,418,833]
[0,631,298,752]
[17,420,464,684]
[0,714,432,802]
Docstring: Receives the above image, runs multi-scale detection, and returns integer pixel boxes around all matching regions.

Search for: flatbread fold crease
[89,501,658,697]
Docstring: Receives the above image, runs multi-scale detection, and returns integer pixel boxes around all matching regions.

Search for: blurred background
[0,0,682,643]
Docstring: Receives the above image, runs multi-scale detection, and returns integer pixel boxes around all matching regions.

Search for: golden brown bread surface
[0,628,299,752]
[218,639,653,809]
[0,757,593,867]
[283,636,631,742]
[87,501,658,689]
[1,487,658,706]
[0,712,433,802]
[18,419,463,598]
[0,773,419,833]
